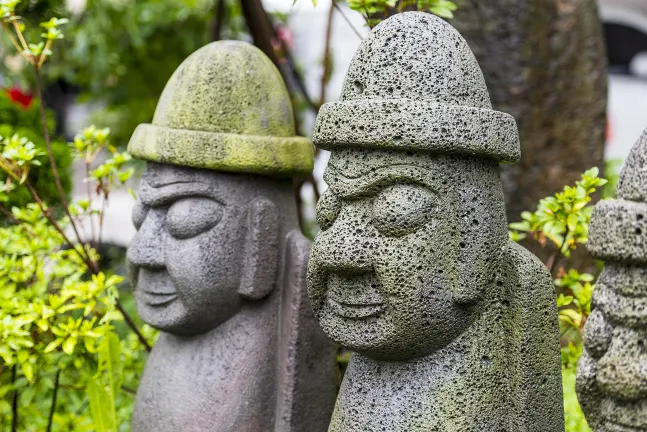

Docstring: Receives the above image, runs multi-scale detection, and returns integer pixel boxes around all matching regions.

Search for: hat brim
[128,124,314,177]
[313,99,520,164]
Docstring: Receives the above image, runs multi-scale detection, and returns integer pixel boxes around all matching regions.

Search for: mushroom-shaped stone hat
[314,12,520,164]
[588,128,647,264]
[128,40,313,177]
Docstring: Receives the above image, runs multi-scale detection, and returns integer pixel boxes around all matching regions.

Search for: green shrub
[0,92,72,211]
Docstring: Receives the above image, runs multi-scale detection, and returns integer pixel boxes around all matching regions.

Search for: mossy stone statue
[308,12,564,431]
[126,41,335,432]
[578,128,647,432]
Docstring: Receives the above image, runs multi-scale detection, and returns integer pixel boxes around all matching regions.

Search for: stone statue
[578,128,647,432]
[308,12,564,431]
[125,40,337,432]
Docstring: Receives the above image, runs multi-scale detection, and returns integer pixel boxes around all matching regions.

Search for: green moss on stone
[128,40,313,177]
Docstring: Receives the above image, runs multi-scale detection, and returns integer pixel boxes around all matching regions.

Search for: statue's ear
[453,187,491,305]
[238,198,279,300]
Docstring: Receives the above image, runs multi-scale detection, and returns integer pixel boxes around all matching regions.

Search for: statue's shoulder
[503,239,553,294]
[501,239,565,432]
[285,229,311,262]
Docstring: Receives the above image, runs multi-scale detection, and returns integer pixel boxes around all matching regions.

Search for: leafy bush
[0,90,71,212]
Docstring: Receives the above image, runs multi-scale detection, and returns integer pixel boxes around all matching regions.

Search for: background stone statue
[308,12,564,431]
[125,40,336,431]
[577,128,647,432]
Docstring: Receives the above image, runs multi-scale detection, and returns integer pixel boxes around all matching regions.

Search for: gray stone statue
[578,128,647,432]
[308,12,564,431]
[125,40,336,432]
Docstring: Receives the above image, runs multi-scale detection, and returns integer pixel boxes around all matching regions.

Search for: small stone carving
[578,128,647,432]
[125,41,336,432]
[308,12,564,431]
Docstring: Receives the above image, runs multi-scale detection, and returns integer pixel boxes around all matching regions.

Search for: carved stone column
[308,12,564,431]
[578,128,647,432]
[125,40,336,432]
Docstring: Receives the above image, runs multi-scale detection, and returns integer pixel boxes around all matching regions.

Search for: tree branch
[11,365,18,432]
[319,1,335,105]
[116,300,151,352]
[46,370,60,432]
[33,68,87,251]
[332,2,364,40]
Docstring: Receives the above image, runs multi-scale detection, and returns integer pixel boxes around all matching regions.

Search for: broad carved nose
[313,205,374,274]
[127,208,166,269]
[597,334,647,401]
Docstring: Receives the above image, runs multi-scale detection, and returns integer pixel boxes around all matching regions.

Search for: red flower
[5,87,33,109]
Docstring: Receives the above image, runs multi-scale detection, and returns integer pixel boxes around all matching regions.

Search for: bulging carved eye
[132,201,149,230]
[166,197,224,239]
[372,184,436,237]
[316,189,342,231]
[582,309,612,359]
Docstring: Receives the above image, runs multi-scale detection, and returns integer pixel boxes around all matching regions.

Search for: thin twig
[37,40,52,69]
[213,0,226,41]
[46,370,60,432]
[33,68,87,251]
[1,22,23,53]
[0,205,38,237]
[11,19,28,51]
[24,182,94,271]
[332,2,364,40]
[85,163,96,248]
[319,1,335,105]
[116,301,151,352]
[550,235,569,277]
[11,365,18,432]
[97,194,106,251]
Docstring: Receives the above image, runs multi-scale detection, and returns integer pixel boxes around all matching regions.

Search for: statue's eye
[132,201,149,230]
[372,184,436,237]
[166,197,224,239]
[316,189,342,231]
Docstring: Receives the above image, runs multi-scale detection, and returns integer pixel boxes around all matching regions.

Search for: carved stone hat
[313,12,520,164]
[588,128,647,264]
[128,41,314,177]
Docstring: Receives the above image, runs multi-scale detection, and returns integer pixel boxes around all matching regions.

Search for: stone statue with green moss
[125,41,336,432]
[307,12,564,431]
[577,127,647,432]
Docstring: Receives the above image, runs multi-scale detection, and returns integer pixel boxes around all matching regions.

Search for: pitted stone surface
[308,12,563,432]
[314,12,520,163]
[578,127,647,431]
[128,41,314,176]
[126,42,335,432]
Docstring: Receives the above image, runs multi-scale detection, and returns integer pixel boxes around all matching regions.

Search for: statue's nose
[313,205,374,274]
[597,333,647,401]
[126,208,166,270]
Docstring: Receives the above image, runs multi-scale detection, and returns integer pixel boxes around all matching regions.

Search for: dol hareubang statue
[308,12,564,431]
[577,128,647,431]
[125,41,336,432]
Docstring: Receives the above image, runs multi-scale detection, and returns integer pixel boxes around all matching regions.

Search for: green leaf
[87,380,117,432]
[87,331,122,431]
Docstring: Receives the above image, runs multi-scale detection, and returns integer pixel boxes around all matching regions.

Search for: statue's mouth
[141,291,178,306]
[327,297,384,319]
[324,272,385,319]
[138,269,178,307]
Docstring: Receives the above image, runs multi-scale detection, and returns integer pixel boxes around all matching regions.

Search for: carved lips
[326,273,385,319]
[137,269,178,307]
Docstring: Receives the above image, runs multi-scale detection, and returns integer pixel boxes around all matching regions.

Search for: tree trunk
[452,0,608,223]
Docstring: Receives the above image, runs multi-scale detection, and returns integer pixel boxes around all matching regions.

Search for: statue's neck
[331,308,516,431]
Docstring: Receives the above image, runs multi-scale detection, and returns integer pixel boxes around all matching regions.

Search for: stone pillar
[125,41,337,432]
[577,128,647,432]
[308,12,564,431]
